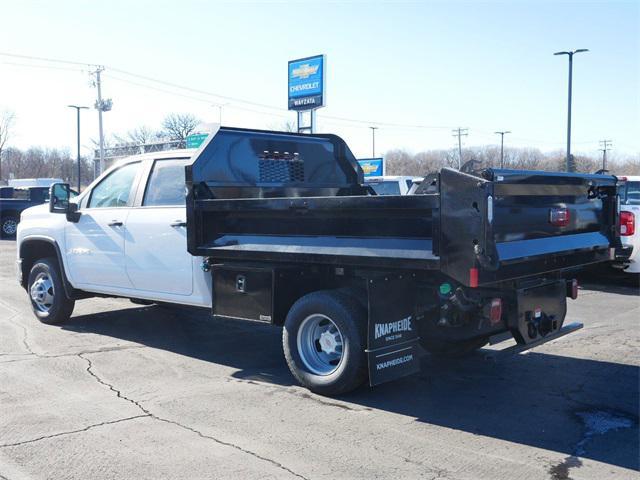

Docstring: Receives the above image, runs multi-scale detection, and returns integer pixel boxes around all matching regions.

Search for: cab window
[143,158,190,207]
[88,162,140,208]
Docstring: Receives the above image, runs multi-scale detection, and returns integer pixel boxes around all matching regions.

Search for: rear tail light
[567,278,579,300]
[549,207,570,227]
[469,267,479,288]
[620,211,635,236]
[489,298,502,325]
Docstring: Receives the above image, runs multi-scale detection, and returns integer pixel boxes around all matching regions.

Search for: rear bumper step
[488,322,583,358]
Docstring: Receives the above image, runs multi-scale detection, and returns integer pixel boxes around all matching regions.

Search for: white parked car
[365,176,422,195]
[8,178,63,188]
[616,176,640,274]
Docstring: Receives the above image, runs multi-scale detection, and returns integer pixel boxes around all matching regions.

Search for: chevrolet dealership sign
[288,55,325,111]
[358,158,385,177]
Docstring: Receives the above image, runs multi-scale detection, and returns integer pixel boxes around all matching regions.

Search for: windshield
[621,181,640,205]
[368,181,401,195]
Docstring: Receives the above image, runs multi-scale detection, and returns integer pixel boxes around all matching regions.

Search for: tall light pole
[68,105,88,192]
[369,126,378,157]
[494,131,511,168]
[554,49,589,172]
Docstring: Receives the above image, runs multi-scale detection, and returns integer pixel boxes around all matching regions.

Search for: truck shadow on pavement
[575,266,640,295]
[63,303,639,472]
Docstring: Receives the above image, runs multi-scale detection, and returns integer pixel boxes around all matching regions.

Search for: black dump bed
[186,127,620,286]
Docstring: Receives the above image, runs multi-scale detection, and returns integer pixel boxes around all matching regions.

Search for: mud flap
[366,274,422,386]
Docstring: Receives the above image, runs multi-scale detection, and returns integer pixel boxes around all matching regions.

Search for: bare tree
[268,120,297,133]
[127,126,161,145]
[161,113,201,141]
[0,110,16,183]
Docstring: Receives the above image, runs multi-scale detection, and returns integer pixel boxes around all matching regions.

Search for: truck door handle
[170,220,187,227]
[108,220,123,227]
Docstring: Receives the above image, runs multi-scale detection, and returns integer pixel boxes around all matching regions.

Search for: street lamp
[67,105,89,192]
[494,131,511,168]
[369,126,378,157]
[554,49,589,172]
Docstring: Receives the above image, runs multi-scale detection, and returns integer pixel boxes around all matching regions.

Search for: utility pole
[599,139,612,171]
[369,126,378,157]
[92,66,112,175]
[452,127,468,169]
[554,49,589,172]
[494,131,511,168]
[211,103,228,124]
[67,105,88,192]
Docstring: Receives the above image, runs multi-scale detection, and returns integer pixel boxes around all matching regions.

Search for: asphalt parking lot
[0,239,638,480]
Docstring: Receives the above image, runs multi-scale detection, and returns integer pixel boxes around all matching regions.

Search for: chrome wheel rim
[30,273,55,313]
[297,314,344,375]
[2,219,17,235]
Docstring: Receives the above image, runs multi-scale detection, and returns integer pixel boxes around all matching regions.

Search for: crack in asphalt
[225,377,372,413]
[2,305,307,479]
[3,311,34,356]
[0,415,149,448]
[0,345,146,364]
[78,353,309,480]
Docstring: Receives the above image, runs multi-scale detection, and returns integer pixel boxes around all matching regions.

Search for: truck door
[124,158,193,296]
[65,161,142,289]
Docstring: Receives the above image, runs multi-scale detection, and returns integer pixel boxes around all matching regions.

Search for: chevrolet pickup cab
[17,127,621,395]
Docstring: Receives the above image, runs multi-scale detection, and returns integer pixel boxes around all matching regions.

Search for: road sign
[186,133,209,149]
[358,158,385,177]
[288,55,326,111]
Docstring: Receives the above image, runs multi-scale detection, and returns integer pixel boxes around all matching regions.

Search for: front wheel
[27,257,75,324]
[283,290,367,396]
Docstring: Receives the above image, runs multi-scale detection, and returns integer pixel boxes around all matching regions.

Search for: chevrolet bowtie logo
[292,63,319,79]
[361,163,379,174]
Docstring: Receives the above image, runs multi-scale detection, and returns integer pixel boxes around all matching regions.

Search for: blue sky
[0,0,638,160]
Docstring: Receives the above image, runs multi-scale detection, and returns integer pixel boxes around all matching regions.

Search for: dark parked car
[0,186,51,237]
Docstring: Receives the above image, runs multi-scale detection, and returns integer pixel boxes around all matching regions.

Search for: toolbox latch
[236,275,246,293]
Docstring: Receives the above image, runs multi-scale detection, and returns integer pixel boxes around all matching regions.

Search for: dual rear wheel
[283,291,368,396]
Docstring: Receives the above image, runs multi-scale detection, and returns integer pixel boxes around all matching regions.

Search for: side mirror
[49,183,71,214]
[49,183,81,222]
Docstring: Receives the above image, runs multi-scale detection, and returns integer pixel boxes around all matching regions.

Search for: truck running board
[487,322,584,358]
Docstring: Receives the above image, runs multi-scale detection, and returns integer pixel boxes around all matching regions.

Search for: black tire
[27,257,75,325]
[283,290,367,396]
[1,215,19,238]
[421,336,489,357]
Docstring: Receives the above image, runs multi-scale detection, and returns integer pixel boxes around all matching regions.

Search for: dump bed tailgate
[438,168,619,286]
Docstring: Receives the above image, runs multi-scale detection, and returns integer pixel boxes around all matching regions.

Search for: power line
[0,51,453,131]
[2,51,637,153]
[1,60,87,73]
[0,51,93,67]
[104,73,292,119]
